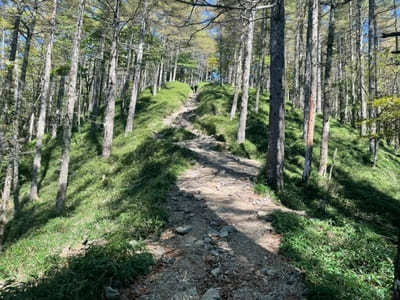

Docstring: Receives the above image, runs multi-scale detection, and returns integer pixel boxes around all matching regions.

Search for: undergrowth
[194,83,400,299]
[0,82,194,299]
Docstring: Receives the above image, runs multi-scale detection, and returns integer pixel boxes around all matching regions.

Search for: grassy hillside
[194,83,400,299]
[0,82,195,299]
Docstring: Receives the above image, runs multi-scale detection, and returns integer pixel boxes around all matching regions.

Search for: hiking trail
[122,93,306,300]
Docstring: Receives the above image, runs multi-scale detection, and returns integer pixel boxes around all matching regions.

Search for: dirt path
[122,94,306,300]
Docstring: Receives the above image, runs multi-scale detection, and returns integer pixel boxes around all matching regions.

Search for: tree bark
[125,0,148,135]
[256,8,268,113]
[172,43,180,82]
[13,2,37,209]
[153,63,160,96]
[90,33,106,133]
[303,0,313,142]
[303,0,319,183]
[56,0,86,214]
[0,26,5,73]
[339,37,347,124]
[266,0,285,191]
[294,0,305,108]
[28,112,35,142]
[230,37,244,120]
[1,7,21,121]
[357,0,367,136]
[30,0,57,201]
[368,0,378,167]
[102,0,120,159]
[237,8,255,144]
[349,2,357,128]
[319,0,335,177]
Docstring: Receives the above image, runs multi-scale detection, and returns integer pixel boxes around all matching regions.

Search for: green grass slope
[0,82,194,299]
[194,83,400,299]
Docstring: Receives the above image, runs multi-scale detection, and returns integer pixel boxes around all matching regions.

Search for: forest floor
[122,94,306,299]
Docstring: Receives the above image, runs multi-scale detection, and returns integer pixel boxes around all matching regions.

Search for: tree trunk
[53,75,66,138]
[90,33,106,133]
[316,18,322,114]
[1,162,13,213]
[368,0,378,167]
[159,59,164,89]
[294,0,305,108]
[303,0,319,183]
[30,0,57,201]
[125,0,148,135]
[153,63,160,96]
[0,161,12,252]
[357,0,367,136]
[1,7,21,120]
[56,0,86,214]
[28,112,35,142]
[256,8,268,113]
[266,0,285,191]
[230,38,244,120]
[11,1,37,209]
[0,26,5,73]
[339,37,347,124]
[102,0,120,159]
[237,8,255,144]
[303,0,313,141]
[172,44,180,82]
[350,2,357,128]
[319,0,335,177]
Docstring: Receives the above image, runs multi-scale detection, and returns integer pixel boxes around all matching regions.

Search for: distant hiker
[194,84,198,94]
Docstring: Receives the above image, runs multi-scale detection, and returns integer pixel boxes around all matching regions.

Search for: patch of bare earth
[122,94,306,300]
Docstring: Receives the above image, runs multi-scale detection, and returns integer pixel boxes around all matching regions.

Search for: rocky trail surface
[122,94,306,300]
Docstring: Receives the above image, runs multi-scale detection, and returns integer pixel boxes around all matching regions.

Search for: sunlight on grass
[194,83,400,299]
[0,82,193,299]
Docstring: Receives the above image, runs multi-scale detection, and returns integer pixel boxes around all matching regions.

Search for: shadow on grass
[0,83,193,299]
[194,84,400,298]
[0,242,153,300]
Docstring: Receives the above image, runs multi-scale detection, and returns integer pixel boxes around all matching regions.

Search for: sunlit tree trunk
[368,0,378,167]
[1,6,21,120]
[303,0,319,183]
[319,0,335,177]
[357,0,367,136]
[230,36,244,120]
[294,0,305,108]
[13,1,37,210]
[30,0,57,201]
[28,112,35,142]
[172,43,180,82]
[125,0,148,135]
[237,8,255,144]
[153,63,159,96]
[102,0,120,159]
[56,0,86,214]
